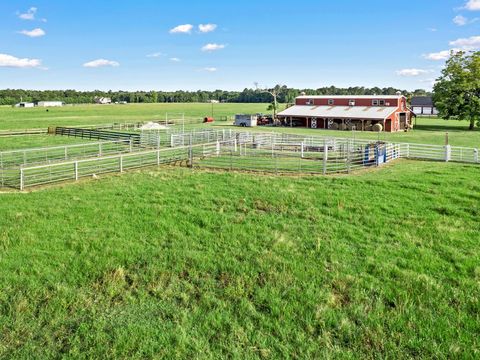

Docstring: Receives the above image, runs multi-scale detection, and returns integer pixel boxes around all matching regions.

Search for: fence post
[347,141,351,173]
[216,141,220,156]
[474,148,478,163]
[99,143,103,156]
[157,149,161,165]
[74,161,78,181]
[188,145,193,168]
[301,142,304,158]
[64,146,68,160]
[323,139,328,175]
[406,143,410,159]
[20,168,24,191]
[157,134,161,149]
[234,139,237,153]
[445,145,451,162]
[129,139,133,152]
[119,155,123,172]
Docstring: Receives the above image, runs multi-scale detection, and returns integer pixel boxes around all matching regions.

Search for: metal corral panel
[277,105,397,120]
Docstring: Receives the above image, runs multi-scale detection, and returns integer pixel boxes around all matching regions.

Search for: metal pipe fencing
[3,129,479,190]
[18,145,193,190]
[0,139,137,169]
[192,138,402,175]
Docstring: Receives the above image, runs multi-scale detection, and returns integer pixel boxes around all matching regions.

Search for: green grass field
[1,103,479,148]
[0,162,479,358]
[1,103,479,358]
[0,103,266,130]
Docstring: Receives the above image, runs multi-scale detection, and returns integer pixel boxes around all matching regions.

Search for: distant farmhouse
[277,94,415,132]
[94,97,112,104]
[37,101,63,107]
[14,102,34,108]
[411,96,438,116]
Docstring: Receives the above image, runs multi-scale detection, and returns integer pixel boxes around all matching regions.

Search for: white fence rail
[0,139,136,169]
[2,129,479,190]
[19,145,193,190]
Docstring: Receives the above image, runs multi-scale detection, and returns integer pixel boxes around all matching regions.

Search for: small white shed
[15,102,35,108]
[37,101,63,107]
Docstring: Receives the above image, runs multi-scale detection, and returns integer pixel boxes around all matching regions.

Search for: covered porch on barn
[276,105,402,132]
[279,116,389,132]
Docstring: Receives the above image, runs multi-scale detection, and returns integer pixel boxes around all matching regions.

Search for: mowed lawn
[0,103,268,130]
[0,162,479,358]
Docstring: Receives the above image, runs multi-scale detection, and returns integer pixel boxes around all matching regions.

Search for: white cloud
[203,67,217,72]
[423,50,453,61]
[18,28,45,38]
[201,43,226,52]
[83,59,119,68]
[169,24,193,34]
[453,15,468,25]
[449,35,480,49]
[147,52,163,58]
[19,7,37,20]
[0,53,41,68]
[170,57,181,62]
[199,24,217,33]
[428,27,437,32]
[464,0,480,10]
[396,68,430,77]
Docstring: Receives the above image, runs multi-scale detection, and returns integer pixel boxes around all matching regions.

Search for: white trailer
[234,114,257,127]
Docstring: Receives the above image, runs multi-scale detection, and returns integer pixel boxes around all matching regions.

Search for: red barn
[277,95,415,132]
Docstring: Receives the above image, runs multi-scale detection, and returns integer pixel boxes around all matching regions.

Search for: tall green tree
[433,51,480,130]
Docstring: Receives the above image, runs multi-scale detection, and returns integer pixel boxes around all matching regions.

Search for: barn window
[328,99,334,105]
[306,99,314,105]
[349,100,355,106]
[379,100,385,106]
[372,100,379,106]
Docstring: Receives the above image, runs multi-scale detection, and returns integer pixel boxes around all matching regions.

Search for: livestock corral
[1,122,479,190]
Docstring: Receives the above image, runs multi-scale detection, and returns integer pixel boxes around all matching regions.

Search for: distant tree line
[0,87,431,106]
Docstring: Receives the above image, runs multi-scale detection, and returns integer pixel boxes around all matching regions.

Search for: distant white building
[14,102,35,108]
[95,97,112,104]
[37,101,63,107]
[209,100,220,104]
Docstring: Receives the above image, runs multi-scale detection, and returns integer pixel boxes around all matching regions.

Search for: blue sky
[0,0,479,91]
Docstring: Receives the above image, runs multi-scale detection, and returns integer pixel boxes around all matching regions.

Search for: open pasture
[0,103,266,131]
[0,162,479,358]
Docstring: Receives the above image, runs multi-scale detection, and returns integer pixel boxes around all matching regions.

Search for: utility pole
[254,83,283,120]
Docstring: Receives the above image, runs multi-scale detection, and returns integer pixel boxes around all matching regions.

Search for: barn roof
[411,96,434,106]
[277,105,397,120]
